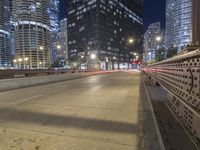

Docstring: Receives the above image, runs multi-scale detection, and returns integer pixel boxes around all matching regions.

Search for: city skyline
[0,0,195,69]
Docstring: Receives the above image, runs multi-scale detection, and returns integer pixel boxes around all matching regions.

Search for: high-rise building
[67,0,143,70]
[48,0,60,63]
[49,0,60,33]
[55,18,68,60]
[12,0,51,69]
[143,22,165,63]
[0,0,12,67]
[166,0,192,51]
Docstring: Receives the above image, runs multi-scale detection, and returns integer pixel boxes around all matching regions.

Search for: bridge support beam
[192,0,200,46]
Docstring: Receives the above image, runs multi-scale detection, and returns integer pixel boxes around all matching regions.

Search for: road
[0,72,160,150]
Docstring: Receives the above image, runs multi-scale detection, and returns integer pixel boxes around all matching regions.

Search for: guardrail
[0,69,93,79]
[143,48,200,143]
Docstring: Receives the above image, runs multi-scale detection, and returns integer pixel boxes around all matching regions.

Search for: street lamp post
[112,57,116,70]
[39,46,44,69]
[18,58,22,69]
[24,57,29,69]
[105,57,109,70]
[90,53,97,71]
[155,35,163,62]
[13,59,17,68]
[39,62,42,69]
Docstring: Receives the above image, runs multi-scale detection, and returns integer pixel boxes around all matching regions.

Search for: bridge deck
[0,72,160,150]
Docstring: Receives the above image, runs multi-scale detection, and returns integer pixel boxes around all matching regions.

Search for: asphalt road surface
[0,72,160,150]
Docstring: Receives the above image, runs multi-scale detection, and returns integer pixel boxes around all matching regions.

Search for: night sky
[59,0,166,30]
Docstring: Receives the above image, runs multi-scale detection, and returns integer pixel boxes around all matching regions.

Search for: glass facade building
[12,0,51,68]
[0,0,12,67]
[67,0,143,69]
[56,18,68,60]
[143,22,165,63]
[48,0,60,32]
[48,0,60,63]
[166,0,192,51]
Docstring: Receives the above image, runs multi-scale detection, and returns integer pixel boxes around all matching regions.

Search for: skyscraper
[49,0,60,33]
[12,0,51,69]
[48,0,60,63]
[0,0,11,67]
[67,0,143,70]
[55,18,68,60]
[143,22,165,63]
[166,0,192,51]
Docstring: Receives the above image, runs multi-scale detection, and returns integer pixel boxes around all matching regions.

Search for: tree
[155,48,166,62]
[166,47,177,58]
[51,58,66,68]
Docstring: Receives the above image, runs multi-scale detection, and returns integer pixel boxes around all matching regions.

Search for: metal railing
[143,48,200,142]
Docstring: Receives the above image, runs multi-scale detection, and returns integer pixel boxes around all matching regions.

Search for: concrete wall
[0,72,93,92]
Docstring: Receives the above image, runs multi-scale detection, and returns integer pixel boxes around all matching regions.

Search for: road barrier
[0,69,92,79]
[0,70,119,92]
[143,48,200,143]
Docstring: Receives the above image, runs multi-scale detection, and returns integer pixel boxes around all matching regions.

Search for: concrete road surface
[0,72,160,150]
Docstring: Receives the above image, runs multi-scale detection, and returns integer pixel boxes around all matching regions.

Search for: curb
[142,79,166,150]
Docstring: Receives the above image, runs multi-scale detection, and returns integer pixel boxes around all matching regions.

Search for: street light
[13,59,17,63]
[24,57,29,61]
[90,53,96,60]
[18,58,22,69]
[39,46,44,50]
[38,62,42,69]
[155,36,162,42]
[24,57,29,69]
[105,57,109,61]
[13,59,17,68]
[128,38,134,44]
[57,45,61,49]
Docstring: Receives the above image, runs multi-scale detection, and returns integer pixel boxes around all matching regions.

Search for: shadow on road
[0,107,138,134]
